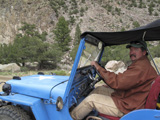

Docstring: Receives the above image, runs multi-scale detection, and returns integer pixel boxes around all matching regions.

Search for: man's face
[129,47,146,61]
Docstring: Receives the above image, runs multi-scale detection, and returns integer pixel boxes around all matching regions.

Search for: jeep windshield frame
[77,35,103,68]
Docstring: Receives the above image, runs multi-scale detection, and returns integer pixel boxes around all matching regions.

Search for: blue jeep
[0,19,160,120]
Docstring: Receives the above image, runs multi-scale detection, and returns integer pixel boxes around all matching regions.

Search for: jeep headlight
[56,96,63,111]
[2,83,11,95]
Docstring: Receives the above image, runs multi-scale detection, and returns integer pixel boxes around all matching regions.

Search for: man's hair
[140,47,148,55]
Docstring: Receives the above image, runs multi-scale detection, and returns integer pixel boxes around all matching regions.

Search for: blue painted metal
[0,94,49,120]
[50,79,68,102]
[120,109,160,120]
[0,93,74,120]
[63,38,86,103]
[6,75,69,99]
[43,102,73,120]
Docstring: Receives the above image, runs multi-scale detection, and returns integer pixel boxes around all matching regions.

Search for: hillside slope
[0,0,160,44]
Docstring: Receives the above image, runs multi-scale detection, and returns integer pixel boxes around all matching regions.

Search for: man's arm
[91,61,106,72]
[91,61,146,90]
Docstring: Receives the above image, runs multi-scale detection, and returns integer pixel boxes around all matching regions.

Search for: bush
[154,12,158,16]
[121,27,126,31]
[80,7,85,16]
[115,7,121,15]
[150,43,160,58]
[81,0,85,3]
[132,21,140,28]
[148,2,154,15]
[21,67,29,72]
[72,9,79,14]
[101,44,130,65]
[54,70,68,75]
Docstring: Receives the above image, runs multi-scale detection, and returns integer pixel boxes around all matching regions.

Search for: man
[71,41,158,120]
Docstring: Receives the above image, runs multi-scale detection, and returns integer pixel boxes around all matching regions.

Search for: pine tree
[53,16,71,52]
[148,2,154,15]
[74,24,81,45]
[5,22,62,69]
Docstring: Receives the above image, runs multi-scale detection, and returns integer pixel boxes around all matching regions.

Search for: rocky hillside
[0,0,54,44]
[0,0,160,44]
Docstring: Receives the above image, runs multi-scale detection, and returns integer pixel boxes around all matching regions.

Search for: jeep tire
[0,105,31,120]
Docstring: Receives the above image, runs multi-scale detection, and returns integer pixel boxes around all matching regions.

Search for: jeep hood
[6,75,69,99]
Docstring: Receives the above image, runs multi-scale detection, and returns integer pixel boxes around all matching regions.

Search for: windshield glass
[78,42,102,68]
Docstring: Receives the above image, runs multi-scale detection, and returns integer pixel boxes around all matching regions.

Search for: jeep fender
[0,93,49,120]
[121,109,160,120]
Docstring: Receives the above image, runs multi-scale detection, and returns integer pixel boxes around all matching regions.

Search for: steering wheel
[92,65,104,80]
[87,65,104,82]
[79,65,104,97]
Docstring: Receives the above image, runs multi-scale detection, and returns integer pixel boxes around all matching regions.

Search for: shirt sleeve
[98,64,145,90]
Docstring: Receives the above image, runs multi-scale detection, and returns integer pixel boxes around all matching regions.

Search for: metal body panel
[6,75,69,99]
[63,38,85,103]
[50,80,68,102]
[121,109,160,120]
[0,94,49,120]
[43,101,73,120]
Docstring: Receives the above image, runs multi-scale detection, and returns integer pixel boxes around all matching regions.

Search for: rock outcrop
[105,60,127,74]
[151,57,160,74]
[0,63,20,72]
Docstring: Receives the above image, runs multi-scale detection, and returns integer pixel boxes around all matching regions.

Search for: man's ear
[143,50,147,56]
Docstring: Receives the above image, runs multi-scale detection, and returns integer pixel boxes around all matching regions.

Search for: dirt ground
[0,76,12,92]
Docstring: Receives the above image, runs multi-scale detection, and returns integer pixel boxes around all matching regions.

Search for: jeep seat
[145,75,160,109]
[99,113,120,120]
[98,76,160,120]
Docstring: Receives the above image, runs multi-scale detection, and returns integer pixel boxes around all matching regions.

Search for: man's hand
[91,61,106,72]
[91,61,106,81]
[91,61,98,66]
[91,61,100,71]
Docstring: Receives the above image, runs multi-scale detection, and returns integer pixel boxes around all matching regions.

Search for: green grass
[0,70,70,77]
